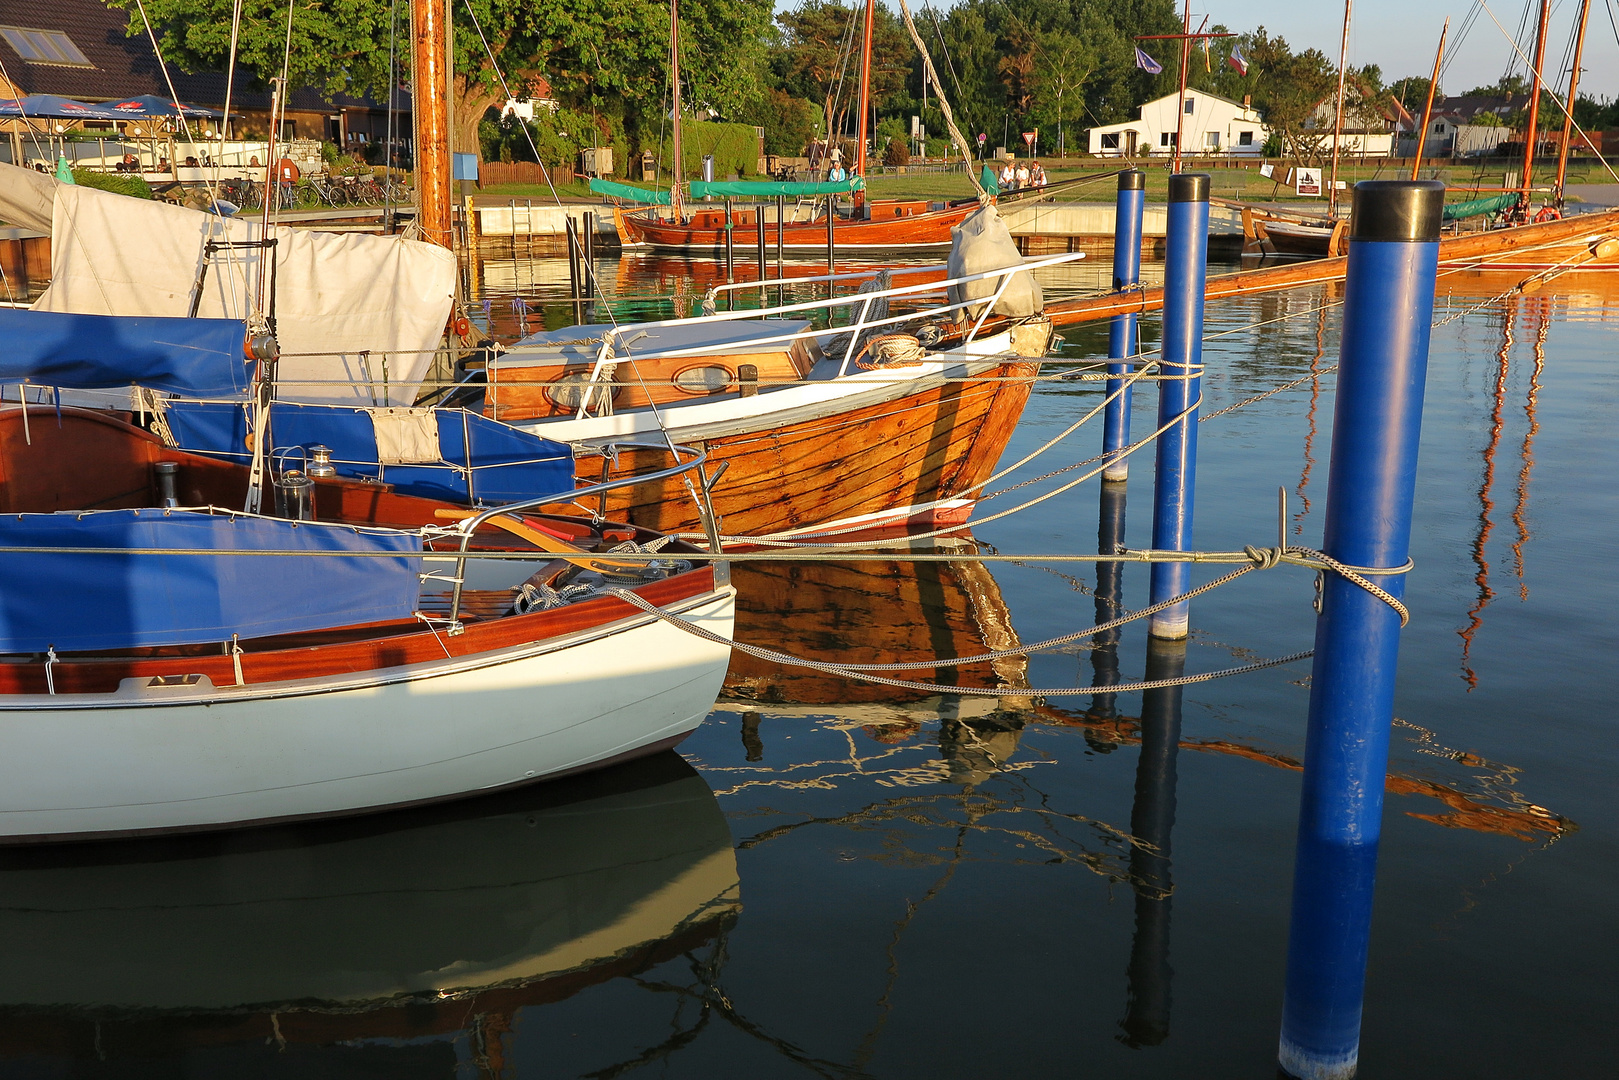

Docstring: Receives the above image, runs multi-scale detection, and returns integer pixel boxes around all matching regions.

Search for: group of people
[998,159,1047,191]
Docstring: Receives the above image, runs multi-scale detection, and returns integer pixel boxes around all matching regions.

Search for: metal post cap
[1168,173,1211,203]
[1119,169,1146,191]
[1350,180,1445,242]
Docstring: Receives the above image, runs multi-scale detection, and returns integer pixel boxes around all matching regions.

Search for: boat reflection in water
[0,754,736,1069]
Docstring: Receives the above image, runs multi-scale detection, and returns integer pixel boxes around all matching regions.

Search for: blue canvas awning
[0,510,423,653]
[0,310,253,397]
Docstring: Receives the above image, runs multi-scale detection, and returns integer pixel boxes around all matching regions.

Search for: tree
[1389,76,1436,114]
[107,0,771,159]
[1240,28,1337,163]
[1029,29,1102,157]
[774,0,913,138]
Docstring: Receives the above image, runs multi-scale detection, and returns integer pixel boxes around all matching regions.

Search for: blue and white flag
[1134,47,1163,75]
[1228,45,1249,76]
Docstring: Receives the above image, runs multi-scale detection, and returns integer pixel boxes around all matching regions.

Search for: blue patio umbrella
[102,94,225,120]
[0,95,127,122]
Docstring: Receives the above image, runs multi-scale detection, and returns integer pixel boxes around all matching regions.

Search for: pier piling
[1147,173,1210,640]
[723,198,735,286]
[1104,169,1145,482]
[1277,180,1444,1080]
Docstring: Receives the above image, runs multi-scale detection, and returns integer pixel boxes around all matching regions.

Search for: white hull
[0,589,735,841]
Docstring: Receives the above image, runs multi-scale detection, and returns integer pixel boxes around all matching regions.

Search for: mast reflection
[1294,305,1330,535]
[1512,297,1547,600]
[1459,298,1515,688]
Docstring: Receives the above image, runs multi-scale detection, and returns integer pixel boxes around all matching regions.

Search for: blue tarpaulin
[0,510,423,653]
[0,310,252,397]
[162,401,576,505]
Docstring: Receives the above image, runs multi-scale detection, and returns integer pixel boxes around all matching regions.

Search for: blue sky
[780,2,1619,101]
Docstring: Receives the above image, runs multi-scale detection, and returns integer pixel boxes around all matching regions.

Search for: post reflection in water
[0,754,738,1073]
[1118,638,1187,1048]
[1090,480,1128,725]
[1294,305,1330,536]
[1512,298,1548,600]
[1459,296,1515,688]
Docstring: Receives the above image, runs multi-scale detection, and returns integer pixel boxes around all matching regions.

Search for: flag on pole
[1134,47,1163,75]
[1228,45,1249,76]
[1202,39,1212,73]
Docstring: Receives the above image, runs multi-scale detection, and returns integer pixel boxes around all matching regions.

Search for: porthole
[545,371,620,410]
[672,364,734,395]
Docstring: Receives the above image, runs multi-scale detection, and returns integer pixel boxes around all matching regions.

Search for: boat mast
[1327,0,1352,218]
[1554,0,1593,205]
[854,0,875,209]
[410,0,453,248]
[670,0,683,216]
[1519,0,1551,211]
[1173,0,1190,173]
[1410,18,1447,181]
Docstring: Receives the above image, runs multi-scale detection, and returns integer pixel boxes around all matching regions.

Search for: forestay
[0,164,456,407]
[0,510,423,653]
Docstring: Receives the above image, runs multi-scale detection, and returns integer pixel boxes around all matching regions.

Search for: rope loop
[1243,544,1284,570]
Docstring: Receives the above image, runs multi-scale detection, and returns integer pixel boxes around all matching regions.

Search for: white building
[1088,90,1268,158]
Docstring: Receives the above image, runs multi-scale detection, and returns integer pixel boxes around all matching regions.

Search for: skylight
[0,27,93,67]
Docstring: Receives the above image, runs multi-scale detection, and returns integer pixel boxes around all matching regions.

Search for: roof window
[0,27,93,67]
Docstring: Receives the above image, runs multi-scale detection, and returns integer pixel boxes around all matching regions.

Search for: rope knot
[1243,544,1284,570]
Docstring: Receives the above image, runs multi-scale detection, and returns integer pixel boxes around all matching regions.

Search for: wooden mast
[853,0,875,209]
[410,0,453,248]
[1554,0,1594,205]
[670,0,683,217]
[1410,18,1447,181]
[1172,0,1190,173]
[1518,0,1551,211]
[1327,0,1353,218]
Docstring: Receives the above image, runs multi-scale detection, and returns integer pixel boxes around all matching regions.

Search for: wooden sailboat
[0,310,734,842]
[612,0,975,255]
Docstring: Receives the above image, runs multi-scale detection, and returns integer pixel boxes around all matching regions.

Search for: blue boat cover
[162,401,576,505]
[0,510,423,653]
[0,310,252,397]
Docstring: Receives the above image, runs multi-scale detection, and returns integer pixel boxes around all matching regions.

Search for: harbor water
[0,254,1612,1076]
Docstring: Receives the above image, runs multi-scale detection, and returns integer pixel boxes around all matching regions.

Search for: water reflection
[1459,299,1513,688]
[1512,298,1547,600]
[1293,305,1329,536]
[0,754,736,1070]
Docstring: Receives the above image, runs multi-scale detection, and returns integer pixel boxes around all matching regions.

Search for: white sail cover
[0,164,455,405]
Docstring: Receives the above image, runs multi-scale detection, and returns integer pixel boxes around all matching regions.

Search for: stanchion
[1119,638,1186,1047]
[1278,180,1444,1080]
[756,209,767,308]
[1104,169,1146,481]
[724,197,735,286]
[1147,173,1210,640]
[776,194,787,307]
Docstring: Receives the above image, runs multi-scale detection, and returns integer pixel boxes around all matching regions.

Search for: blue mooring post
[1147,174,1210,640]
[1104,169,1146,481]
[1278,180,1445,1080]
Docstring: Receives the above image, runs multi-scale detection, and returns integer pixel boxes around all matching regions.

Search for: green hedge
[70,168,153,199]
[658,121,763,179]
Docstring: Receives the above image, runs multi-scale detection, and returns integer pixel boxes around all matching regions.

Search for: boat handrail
[443,439,710,628]
[543,251,1084,419]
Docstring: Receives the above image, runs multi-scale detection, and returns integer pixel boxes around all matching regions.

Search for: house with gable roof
[1087,89,1269,158]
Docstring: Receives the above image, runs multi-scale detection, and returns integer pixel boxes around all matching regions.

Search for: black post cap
[1168,173,1210,203]
[1349,180,1445,242]
[1118,169,1146,191]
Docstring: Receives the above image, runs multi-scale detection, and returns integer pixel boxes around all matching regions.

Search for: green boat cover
[688,177,864,198]
[588,178,672,205]
[1441,193,1518,222]
[980,164,999,197]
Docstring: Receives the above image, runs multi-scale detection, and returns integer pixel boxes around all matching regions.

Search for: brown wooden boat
[612,199,979,255]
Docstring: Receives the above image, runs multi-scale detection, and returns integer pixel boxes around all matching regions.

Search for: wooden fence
[477,161,574,188]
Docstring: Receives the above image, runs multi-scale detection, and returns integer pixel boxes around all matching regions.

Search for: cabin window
[1101,133,1120,149]
[1184,99,1196,114]
[1239,131,1254,146]
[0,26,92,66]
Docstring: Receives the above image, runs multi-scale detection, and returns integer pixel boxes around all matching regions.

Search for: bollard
[1147,173,1210,640]
[1104,169,1146,482]
[1119,637,1186,1047]
[1277,180,1444,1080]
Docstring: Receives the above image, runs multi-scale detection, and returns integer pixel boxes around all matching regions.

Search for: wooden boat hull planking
[613,202,976,253]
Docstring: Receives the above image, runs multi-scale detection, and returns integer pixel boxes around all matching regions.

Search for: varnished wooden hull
[1036,208,1619,331]
[572,357,1041,536]
[614,202,976,253]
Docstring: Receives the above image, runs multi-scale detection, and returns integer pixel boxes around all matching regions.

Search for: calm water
[1,257,1614,1077]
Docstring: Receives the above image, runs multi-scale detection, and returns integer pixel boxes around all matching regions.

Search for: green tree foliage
[106,0,770,159]
[1388,76,1435,114]
[774,1,914,134]
[732,90,823,156]
[1234,28,1337,161]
